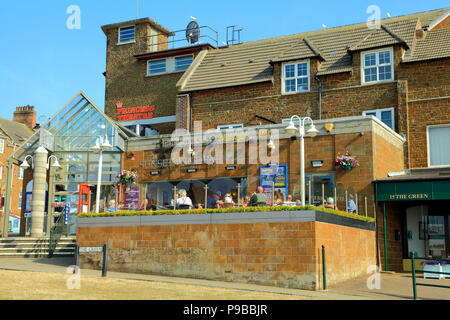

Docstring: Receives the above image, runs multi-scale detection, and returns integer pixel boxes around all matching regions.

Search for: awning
[376,179,450,202]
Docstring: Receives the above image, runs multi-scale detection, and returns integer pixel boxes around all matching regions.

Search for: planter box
[443,264,450,279]
[423,264,445,279]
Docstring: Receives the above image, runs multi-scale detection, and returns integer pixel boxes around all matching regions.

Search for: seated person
[248,186,268,207]
[274,191,284,206]
[207,191,223,209]
[223,193,234,208]
[240,196,250,208]
[176,189,193,209]
[324,197,338,210]
[108,200,116,212]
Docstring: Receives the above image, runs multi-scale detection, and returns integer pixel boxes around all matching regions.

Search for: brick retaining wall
[77,211,376,290]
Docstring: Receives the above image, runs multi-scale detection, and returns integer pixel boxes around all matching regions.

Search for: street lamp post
[285,116,319,206]
[91,135,113,213]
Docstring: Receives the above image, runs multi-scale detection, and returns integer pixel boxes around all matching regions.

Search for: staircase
[0,237,76,258]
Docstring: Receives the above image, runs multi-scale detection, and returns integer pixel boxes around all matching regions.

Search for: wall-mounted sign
[186,168,198,173]
[311,160,324,168]
[116,103,155,122]
[150,171,161,176]
[226,166,237,171]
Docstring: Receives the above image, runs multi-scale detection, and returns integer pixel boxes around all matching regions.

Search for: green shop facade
[375,173,450,271]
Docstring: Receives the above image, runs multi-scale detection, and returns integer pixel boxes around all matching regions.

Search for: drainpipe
[314,75,322,120]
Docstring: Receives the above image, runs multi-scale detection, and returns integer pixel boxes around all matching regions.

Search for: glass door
[426,216,448,258]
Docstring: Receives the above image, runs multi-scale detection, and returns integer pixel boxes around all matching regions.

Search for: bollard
[411,252,417,300]
[322,245,327,290]
[102,244,108,277]
[74,244,80,273]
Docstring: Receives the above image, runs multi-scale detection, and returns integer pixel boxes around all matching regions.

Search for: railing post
[74,244,80,273]
[102,244,108,277]
[411,252,417,300]
[322,245,327,290]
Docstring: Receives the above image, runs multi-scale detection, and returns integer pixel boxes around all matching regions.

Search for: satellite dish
[186,21,200,44]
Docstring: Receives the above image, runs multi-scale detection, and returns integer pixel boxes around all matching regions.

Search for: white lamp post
[20,155,34,170]
[285,116,319,206]
[91,135,113,213]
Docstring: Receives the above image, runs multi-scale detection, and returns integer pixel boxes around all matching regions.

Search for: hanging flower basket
[117,170,137,185]
[335,153,359,171]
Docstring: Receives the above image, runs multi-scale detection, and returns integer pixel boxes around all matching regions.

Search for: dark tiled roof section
[404,28,450,62]
[0,118,33,145]
[272,37,325,63]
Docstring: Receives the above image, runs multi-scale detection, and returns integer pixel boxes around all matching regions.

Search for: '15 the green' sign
[377,180,450,202]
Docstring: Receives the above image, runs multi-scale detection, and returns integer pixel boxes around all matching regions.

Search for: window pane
[297,63,308,77]
[429,126,450,166]
[365,67,377,82]
[119,27,135,43]
[175,56,193,71]
[285,79,295,92]
[285,65,295,78]
[148,59,166,74]
[365,53,376,67]
[381,110,393,129]
[379,51,391,64]
[297,77,309,91]
[379,65,392,81]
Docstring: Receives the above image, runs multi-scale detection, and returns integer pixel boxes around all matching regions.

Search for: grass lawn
[0,270,319,300]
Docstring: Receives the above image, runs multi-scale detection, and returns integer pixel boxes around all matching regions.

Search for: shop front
[375,173,450,271]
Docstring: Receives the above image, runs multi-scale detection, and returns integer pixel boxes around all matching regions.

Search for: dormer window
[282,60,310,94]
[361,48,394,84]
[118,26,135,44]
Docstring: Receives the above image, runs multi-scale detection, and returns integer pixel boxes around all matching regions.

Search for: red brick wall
[77,219,376,290]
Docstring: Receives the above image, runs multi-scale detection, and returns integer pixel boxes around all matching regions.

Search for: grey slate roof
[0,118,32,145]
[179,7,450,93]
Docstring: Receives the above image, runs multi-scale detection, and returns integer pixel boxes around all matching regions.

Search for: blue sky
[0,0,447,122]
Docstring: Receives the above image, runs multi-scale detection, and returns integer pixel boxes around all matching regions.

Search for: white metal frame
[118,25,136,45]
[281,59,311,95]
[363,107,395,130]
[217,124,244,130]
[361,47,394,85]
[426,124,450,168]
[0,139,4,154]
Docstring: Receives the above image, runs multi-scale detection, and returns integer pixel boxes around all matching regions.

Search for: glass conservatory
[2,92,129,237]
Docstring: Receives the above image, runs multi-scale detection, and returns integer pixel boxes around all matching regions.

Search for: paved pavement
[0,257,448,300]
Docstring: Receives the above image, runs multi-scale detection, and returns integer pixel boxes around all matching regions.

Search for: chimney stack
[13,106,36,129]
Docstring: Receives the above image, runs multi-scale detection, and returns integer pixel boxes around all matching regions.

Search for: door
[426,215,448,258]
[78,184,90,214]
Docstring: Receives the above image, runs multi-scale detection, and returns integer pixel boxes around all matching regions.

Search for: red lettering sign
[116,103,155,122]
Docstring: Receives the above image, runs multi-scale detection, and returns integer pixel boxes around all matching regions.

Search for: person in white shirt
[224,193,233,204]
[176,189,193,209]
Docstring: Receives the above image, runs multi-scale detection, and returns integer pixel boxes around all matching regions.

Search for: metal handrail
[136,26,219,53]
[411,252,450,300]
[48,213,66,258]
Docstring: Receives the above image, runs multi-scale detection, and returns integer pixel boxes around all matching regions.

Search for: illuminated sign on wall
[116,103,155,122]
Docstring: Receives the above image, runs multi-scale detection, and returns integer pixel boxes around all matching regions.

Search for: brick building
[99,7,450,271]
[5,7,448,273]
[0,106,35,233]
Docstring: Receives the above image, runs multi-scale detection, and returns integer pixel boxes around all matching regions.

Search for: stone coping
[78,210,375,231]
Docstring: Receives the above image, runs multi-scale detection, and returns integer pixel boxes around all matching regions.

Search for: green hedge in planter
[79,205,375,222]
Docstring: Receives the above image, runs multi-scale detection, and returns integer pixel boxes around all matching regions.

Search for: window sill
[281,90,311,96]
[117,40,136,46]
[361,79,395,86]
[146,70,187,77]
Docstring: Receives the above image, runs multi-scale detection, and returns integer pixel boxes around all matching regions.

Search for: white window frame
[0,166,2,180]
[361,47,394,84]
[217,124,244,130]
[147,59,167,76]
[146,54,194,77]
[118,25,136,45]
[0,139,4,154]
[18,167,24,180]
[363,107,395,130]
[427,124,450,168]
[281,59,310,95]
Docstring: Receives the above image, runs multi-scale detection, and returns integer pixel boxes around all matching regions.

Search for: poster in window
[125,186,140,209]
